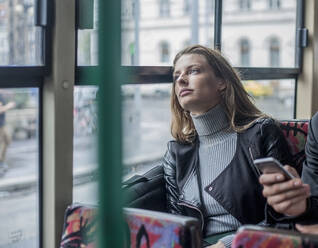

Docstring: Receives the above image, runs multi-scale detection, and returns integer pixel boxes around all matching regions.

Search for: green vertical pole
[98,0,123,247]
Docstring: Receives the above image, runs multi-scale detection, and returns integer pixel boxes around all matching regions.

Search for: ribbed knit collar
[191,104,229,136]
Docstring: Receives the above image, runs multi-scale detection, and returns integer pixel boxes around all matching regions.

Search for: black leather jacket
[163,118,292,230]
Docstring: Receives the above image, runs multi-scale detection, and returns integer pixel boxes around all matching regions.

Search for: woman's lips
[179,89,193,97]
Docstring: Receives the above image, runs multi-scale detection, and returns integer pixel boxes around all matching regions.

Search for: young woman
[163,45,292,248]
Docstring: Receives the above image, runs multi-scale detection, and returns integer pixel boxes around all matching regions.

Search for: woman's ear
[217,80,226,92]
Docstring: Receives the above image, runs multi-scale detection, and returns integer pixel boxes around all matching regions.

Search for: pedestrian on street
[0,92,15,175]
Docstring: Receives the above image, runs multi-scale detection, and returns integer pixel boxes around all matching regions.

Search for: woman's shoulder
[239,117,281,140]
[245,117,278,131]
[165,138,197,158]
[167,138,196,150]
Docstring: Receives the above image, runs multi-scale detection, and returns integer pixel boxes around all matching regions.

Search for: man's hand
[207,241,225,248]
[259,165,310,216]
[296,224,318,234]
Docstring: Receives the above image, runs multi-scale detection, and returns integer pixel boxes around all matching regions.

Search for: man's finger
[296,224,318,235]
[259,173,286,185]
[266,185,310,205]
[262,178,304,197]
[273,194,307,214]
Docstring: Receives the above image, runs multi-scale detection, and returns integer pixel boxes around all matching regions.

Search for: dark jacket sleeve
[298,112,318,223]
[163,142,184,215]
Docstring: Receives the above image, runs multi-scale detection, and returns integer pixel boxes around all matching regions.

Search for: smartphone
[253,157,295,180]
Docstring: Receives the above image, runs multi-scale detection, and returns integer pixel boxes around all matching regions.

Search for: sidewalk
[0,151,164,193]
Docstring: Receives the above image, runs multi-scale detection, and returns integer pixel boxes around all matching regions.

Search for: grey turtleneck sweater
[189,104,241,247]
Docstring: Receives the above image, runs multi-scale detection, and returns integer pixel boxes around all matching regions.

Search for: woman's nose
[176,73,188,85]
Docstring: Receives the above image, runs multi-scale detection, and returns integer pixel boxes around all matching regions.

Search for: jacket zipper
[249,146,261,176]
[178,201,204,231]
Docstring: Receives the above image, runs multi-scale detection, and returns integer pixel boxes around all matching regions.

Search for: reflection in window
[269,0,281,9]
[159,0,170,17]
[159,41,169,63]
[239,0,251,10]
[240,38,250,66]
[184,0,190,15]
[269,37,280,67]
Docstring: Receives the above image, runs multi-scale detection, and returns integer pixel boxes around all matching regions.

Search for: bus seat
[279,120,308,173]
[123,165,167,212]
[124,207,201,248]
[59,203,201,248]
[60,203,97,248]
[232,225,318,248]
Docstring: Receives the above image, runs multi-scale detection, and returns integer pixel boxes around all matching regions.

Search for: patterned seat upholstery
[279,120,308,173]
[60,204,201,248]
[60,204,97,248]
[232,225,318,248]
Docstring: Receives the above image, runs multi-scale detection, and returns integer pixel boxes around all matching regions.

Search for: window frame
[76,0,307,119]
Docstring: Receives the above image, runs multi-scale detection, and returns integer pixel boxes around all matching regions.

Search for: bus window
[122,84,172,178]
[73,86,98,204]
[0,88,39,248]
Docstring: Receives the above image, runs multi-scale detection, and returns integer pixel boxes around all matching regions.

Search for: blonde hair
[171,45,267,143]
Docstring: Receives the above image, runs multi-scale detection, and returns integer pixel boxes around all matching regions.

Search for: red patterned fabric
[60,205,191,248]
[60,204,97,248]
[125,214,184,248]
[280,121,308,173]
[232,229,302,248]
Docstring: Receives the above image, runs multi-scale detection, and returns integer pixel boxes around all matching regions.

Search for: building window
[129,42,135,65]
[240,38,250,66]
[159,41,169,63]
[239,0,251,10]
[269,37,280,67]
[184,0,190,15]
[159,0,170,17]
[269,0,281,9]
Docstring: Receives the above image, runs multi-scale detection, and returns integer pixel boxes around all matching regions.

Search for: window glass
[269,0,281,9]
[243,79,295,119]
[122,84,172,178]
[159,41,170,63]
[222,0,296,67]
[239,0,251,10]
[77,1,98,66]
[0,88,39,247]
[121,0,215,66]
[240,38,250,66]
[73,86,98,204]
[159,0,170,17]
[269,37,280,67]
[0,0,43,65]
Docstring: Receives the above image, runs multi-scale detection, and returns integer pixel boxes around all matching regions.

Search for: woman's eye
[189,68,199,74]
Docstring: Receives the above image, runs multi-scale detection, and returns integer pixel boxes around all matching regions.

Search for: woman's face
[173,54,225,115]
